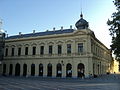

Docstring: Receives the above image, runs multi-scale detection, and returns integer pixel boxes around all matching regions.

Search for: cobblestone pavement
[0,74,120,90]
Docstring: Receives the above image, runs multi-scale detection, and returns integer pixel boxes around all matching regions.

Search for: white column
[27,64,31,76]
[14,47,18,56]
[62,42,66,55]
[35,63,39,76]
[52,63,56,78]
[28,45,32,56]
[53,44,56,55]
[62,64,66,78]
[44,44,48,55]
[21,46,25,56]
[72,41,76,55]
[43,64,47,77]
[8,47,11,56]
[72,62,77,78]
[84,62,89,78]
[6,64,9,76]
[36,45,39,56]
[13,64,15,76]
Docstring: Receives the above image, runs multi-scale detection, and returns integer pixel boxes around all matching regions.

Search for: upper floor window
[11,48,14,56]
[78,43,83,53]
[32,46,36,55]
[67,44,71,54]
[40,46,44,55]
[49,45,53,54]
[18,47,21,56]
[25,47,28,55]
[5,48,8,56]
[58,45,62,54]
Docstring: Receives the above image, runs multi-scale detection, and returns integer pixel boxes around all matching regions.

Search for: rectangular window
[18,47,21,56]
[78,43,83,53]
[5,48,8,56]
[67,44,71,54]
[58,45,62,54]
[25,47,28,55]
[40,46,44,55]
[32,46,36,55]
[11,48,14,56]
[49,45,52,54]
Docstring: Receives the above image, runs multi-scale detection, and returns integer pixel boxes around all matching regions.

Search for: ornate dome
[75,13,89,29]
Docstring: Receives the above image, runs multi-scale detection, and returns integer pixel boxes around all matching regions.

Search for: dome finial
[80,12,83,18]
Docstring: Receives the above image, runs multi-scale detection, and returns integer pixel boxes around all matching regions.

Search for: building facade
[1,14,112,78]
[0,30,5,74]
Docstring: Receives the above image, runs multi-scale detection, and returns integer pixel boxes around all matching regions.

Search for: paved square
[0,74,120,90]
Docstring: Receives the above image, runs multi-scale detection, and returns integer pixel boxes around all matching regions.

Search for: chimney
[70,25,72,29]
[61,26,63,30]
[33,30,35,33]
[19,32,22,35]
[53,27,55,31]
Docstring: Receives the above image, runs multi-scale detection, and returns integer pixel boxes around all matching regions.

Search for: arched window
[66,63,72,77]
[3,64,6,76]
[77,63,85,78]
[39,64,43,76]
[56,63,62,77]
[23,64,27,76]
[15,63,20,76]
[31,64,35,76]
[98,64,99,75]
[47,63,52,77]
[9,64,13,75]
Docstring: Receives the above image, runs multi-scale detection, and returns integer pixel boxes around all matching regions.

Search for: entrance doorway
[15,63,20,76]
[31,64,35,76]
[39,64,43,76]
[3,64,6,76]
[23,64,27,76]
[9,64,13,75]
[47,63,52,77]
[56,63,62,77]
[77,63,85,78]
[66,63,72,77]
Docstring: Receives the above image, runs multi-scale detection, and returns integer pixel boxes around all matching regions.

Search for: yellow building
[1,14,112,78]
[111,60,119,73]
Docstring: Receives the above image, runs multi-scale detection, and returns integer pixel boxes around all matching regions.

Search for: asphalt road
[0,74,120,90]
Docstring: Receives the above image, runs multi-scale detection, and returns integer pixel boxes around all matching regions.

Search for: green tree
[107,0,120,62]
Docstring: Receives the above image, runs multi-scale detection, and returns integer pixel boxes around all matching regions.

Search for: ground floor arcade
[1,58,110,78]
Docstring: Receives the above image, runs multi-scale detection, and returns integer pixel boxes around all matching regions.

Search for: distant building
[111,60,119,73]
[2,14,112,78]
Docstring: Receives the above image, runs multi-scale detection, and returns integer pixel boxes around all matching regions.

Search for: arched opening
[39,64,43,76]
[66,63,72,77]
[47,63,52,77]
[31,64,35,76]
[9,64,13,75]
[15,63,20,76]
[3,64,6,76]
[56,63,62,77]
[77,63,85,78]
[98,64,99,75]
[23,64,27,76]
[93,63,95,75]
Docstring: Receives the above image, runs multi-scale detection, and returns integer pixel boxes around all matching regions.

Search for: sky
[0,0,116,48]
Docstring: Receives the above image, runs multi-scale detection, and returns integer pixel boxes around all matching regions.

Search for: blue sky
[0,0,115,48]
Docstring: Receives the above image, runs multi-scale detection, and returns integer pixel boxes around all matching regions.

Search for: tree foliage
[107,0,120,61]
